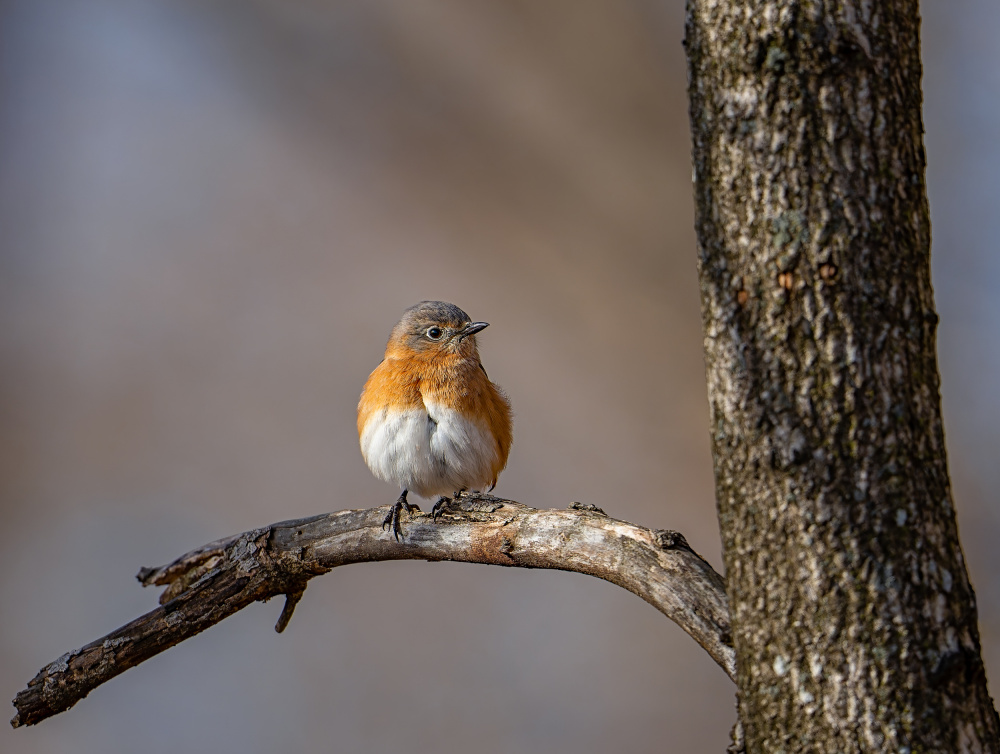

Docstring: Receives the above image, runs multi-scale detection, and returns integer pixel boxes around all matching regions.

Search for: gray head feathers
[400,301,471,328]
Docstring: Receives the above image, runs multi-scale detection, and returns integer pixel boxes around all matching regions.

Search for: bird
[358,301,513,539]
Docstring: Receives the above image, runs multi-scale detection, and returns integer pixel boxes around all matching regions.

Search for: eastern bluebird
[358,301,513,539]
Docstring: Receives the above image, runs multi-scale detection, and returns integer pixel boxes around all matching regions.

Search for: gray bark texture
[685,0,1000,751]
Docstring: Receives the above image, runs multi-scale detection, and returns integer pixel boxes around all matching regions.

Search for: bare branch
[10,494,734,728]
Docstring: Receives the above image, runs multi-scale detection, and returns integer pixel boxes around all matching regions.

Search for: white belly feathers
[359,397,500,499]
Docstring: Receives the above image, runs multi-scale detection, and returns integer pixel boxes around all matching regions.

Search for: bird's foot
[382,491,419,541]
[432,491,505,521]
[431,496,454,521]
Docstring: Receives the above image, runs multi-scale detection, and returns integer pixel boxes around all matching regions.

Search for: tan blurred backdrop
[1,1,998,752]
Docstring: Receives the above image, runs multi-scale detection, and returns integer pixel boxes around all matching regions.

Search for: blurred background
[0,1,997,752]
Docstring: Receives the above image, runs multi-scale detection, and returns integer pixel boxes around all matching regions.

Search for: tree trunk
[685,0,1000,750]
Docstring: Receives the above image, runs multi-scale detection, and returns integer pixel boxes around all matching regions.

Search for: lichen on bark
[685,0,1000,750]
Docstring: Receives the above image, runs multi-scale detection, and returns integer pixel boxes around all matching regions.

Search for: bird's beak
[458,321,489,340]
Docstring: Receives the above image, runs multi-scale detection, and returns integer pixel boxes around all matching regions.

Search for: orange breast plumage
[358,353,512,499]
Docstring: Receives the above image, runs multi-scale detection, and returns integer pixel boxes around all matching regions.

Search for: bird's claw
[383,492,419,541]
[431,496,454,521]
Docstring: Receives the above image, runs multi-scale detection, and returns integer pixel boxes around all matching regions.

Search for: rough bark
[10,495,734,728]
[685,0,1000,751]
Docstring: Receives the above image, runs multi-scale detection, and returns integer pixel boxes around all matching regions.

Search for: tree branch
[10,494,734,728]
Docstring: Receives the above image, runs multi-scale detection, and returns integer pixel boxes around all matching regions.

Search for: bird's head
[386,301,489,360]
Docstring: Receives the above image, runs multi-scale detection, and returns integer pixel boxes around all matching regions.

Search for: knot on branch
[653,529,691,551]
[569,502,607,515]
[454,493,507,515]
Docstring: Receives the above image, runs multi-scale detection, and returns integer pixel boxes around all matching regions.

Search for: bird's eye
[426,327,443,340]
